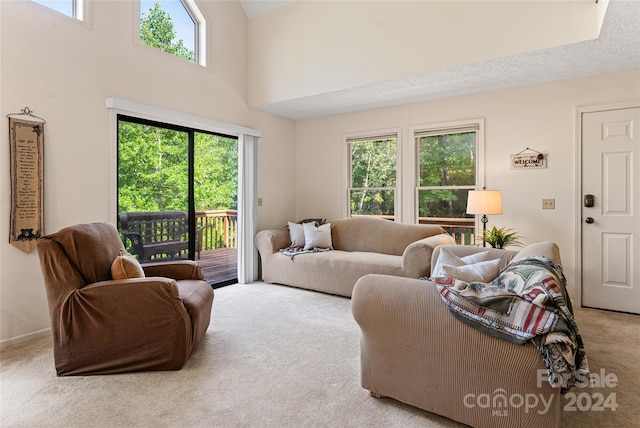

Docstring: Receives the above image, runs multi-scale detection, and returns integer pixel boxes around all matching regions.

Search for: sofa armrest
[142,260,205,281]
[401,233,456,278]
[255,228,290,255]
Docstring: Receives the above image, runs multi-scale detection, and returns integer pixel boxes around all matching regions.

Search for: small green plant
[481,226,523,249]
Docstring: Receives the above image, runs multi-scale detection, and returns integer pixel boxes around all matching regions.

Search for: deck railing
[417,217,476,246]
[196,210,238,250]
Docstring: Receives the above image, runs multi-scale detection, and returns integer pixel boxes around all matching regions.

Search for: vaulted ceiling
[240,0,640,120]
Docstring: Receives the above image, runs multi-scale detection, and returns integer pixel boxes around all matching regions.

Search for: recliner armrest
[142,260,205,281]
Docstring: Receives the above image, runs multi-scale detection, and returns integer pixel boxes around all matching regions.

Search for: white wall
[293,69,640,301]
[249,0,604,107]
[0,0,295,345]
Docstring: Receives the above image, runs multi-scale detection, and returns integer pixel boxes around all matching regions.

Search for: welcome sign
[510,152,547,169]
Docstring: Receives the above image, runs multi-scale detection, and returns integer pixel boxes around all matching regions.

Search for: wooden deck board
[198,247,237,287]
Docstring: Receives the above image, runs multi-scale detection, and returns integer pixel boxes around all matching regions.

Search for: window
[30,0,82,19]
[415,123,481,244]
[347,133,398,220]
[140,0,206,64]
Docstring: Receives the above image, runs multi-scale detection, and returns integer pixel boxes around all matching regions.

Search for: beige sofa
[255,217,455,297]
[351,242,564,428]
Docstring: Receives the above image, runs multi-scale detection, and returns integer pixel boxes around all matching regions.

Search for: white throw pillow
[303,222,332,250]
[431,248,500,282]
[431,248,489,277]
[441,258,501,283]
[288,221,307,248]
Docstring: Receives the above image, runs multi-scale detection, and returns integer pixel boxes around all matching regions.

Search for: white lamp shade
[466,190,503,215]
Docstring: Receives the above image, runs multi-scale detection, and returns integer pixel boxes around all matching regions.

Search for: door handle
[585,217,595,224]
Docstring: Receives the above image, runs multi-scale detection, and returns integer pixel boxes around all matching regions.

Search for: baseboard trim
[0,328,51,350]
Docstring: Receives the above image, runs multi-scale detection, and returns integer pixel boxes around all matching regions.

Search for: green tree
[350,139,396,216]
[118,121,189,213]
[194,133,238,211]
[118,121,238,215]
[417,132,476,219]
[140,2,195,62]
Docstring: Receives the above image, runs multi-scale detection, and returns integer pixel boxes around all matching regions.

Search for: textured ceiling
[242,0,640,121]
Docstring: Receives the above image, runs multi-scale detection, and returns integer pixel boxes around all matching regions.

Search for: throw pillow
[303,222,333,250]
[431,248,490,278]
[288,221,307,248]
[440,258,501,283]
[111,249,145,280]
[431,248,501,283]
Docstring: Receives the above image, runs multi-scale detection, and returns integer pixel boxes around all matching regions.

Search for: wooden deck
[198,247,238,287]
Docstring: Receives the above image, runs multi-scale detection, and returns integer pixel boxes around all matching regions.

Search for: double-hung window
[415,123,481,244]
[347,132,398,220]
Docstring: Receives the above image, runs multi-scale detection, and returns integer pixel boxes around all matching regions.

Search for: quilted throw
[433,256,589,392]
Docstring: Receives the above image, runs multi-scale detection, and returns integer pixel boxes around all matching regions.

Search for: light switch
[258,197,263,206]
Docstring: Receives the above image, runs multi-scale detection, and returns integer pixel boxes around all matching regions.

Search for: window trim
[344,128,401,221]
[182,0,207,66]
[411,118,485,225]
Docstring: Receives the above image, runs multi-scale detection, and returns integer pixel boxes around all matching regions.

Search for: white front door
[582,106,640,314]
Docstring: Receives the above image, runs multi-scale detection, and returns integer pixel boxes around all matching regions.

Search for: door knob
[585,217,594,224]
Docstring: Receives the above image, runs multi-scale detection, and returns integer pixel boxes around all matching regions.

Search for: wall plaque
[9,116,45,253]
[510,148,547,170]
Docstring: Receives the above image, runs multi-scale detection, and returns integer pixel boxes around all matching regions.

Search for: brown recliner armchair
[37,222,214,376]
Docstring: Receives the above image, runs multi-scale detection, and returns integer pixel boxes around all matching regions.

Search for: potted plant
[481,226,523,249]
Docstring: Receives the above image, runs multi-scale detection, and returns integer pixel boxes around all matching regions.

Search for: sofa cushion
[330,217,444,255]
[303,222,333,250]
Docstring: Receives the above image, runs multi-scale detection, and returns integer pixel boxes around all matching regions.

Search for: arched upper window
[30,0,83,20]
[140,0,206,65]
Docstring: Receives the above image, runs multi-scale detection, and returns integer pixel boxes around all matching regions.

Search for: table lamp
[466,189,503,247]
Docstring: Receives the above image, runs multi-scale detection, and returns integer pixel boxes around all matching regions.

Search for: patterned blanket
[279,246,331,259]
[433,256,589,392]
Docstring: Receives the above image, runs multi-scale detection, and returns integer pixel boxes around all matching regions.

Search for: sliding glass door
[117,115,238,286]
[193,131,238,286]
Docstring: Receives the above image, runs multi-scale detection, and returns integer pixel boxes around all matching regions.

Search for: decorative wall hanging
[7,107,46,254]
[510,147,547,170]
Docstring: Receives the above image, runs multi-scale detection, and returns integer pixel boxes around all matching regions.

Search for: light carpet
[1,282,638,428]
